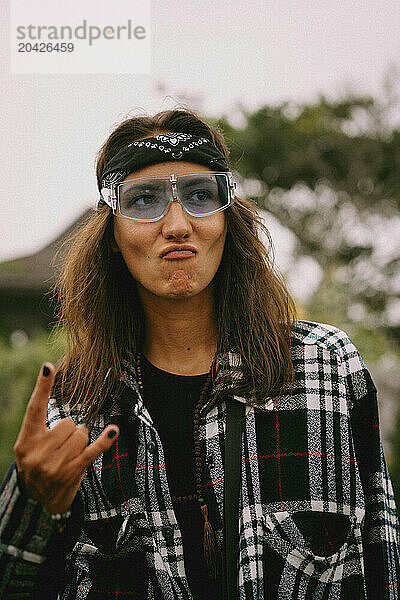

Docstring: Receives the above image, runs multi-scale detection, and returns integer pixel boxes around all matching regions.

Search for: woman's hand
[13,363,119,515]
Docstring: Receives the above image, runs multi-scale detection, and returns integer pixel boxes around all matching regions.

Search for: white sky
[1,0,400,271]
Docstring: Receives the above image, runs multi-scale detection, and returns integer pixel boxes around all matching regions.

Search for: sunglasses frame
[100,171,236,222]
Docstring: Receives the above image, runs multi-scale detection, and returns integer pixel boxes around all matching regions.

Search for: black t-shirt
[139,353,222,600]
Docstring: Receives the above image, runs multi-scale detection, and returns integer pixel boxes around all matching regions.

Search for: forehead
[122,161,214,182]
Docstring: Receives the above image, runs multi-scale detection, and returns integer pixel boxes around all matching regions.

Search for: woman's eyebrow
[123,180,166,191]
[179,176,217,187]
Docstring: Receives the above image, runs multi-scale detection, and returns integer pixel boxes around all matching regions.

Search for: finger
[47,418,79,449]
[44,427,89,475]
[21,363,55,438]
[78,425,120,469]
[54,426,89,462]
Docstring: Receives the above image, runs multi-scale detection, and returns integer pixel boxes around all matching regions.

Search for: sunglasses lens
[119,178,169,221]
[118,174,230,221]
[177,174,229,215]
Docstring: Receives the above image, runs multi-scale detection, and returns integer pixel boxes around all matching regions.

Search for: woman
[0,108,399,599]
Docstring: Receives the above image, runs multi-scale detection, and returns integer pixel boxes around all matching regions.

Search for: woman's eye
[126,195,156,206]
[188,190,210,203]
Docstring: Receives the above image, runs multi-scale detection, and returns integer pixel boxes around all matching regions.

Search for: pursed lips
[160,244,197,259]
[162,250,196,259]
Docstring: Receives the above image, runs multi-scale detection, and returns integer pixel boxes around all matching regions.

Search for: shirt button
[206,454,214,466]
[148,441,156,454]
[162,525,174,539]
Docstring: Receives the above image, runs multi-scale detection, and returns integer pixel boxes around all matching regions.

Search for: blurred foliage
[214,75,400,344]
[0,329,66,477]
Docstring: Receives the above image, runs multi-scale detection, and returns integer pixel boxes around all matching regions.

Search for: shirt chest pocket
[78,512,148,557]
[261,509,364,583]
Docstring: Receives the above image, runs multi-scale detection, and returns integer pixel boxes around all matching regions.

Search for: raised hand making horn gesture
[13,363,119,516]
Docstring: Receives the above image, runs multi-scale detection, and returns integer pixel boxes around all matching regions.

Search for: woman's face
[112,160,228,301]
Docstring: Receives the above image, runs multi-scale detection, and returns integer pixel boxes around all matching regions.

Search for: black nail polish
[42,365,50,377]
[108,430,117,439]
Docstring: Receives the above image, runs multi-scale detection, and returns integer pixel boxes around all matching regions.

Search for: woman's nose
[161,200,192,237]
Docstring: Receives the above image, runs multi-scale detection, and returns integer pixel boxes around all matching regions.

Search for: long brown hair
[52,108,297,424]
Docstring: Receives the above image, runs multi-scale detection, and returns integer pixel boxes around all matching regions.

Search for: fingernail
[42,365,50,377]
[108,429,117,439]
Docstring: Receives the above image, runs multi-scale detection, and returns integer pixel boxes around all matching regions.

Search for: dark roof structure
[0,210,92,291]
[0,209,92,335]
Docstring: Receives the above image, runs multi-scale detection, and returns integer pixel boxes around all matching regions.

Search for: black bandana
[98,132,229,207]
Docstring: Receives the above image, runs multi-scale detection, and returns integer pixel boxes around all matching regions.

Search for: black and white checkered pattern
[1,320,399,598]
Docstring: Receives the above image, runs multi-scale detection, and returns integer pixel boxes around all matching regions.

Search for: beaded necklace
[135,351,219,579]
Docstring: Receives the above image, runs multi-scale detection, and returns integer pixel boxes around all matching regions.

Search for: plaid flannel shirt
[1,320,399,599]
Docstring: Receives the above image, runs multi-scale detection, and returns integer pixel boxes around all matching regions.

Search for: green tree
[214,82,400,343]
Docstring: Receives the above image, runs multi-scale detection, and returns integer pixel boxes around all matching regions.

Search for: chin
[164,271,195,295]
[164,284,195,298]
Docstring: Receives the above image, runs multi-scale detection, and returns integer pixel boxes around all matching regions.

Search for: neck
[138,286,217,375]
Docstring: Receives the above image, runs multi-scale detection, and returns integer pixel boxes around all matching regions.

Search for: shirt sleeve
[349,366,400,598]
[0,460,83,599]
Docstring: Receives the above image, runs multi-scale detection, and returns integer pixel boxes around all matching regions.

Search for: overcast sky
[1,0,400,280]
